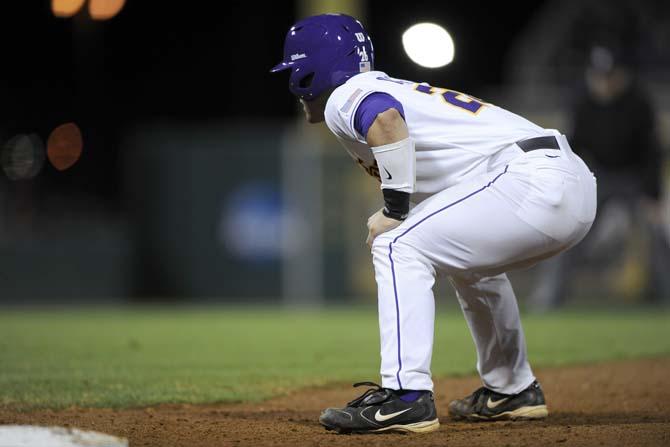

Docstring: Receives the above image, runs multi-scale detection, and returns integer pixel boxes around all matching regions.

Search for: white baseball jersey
[324,70,550,203]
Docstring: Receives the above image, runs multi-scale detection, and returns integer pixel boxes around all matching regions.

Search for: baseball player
[271,14,597,434]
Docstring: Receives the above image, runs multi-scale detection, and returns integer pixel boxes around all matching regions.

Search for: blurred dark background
[0,0,668,306]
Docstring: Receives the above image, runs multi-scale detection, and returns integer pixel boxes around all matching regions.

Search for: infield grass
[1,307,669,409]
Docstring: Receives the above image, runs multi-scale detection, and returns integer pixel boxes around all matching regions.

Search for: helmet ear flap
[298,73,315,89]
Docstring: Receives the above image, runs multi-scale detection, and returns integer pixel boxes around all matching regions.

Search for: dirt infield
[1,358,668,447]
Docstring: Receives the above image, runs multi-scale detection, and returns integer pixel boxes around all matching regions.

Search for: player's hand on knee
[366,208,403,248]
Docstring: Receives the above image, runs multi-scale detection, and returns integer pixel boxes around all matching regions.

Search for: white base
[0,425,128,447]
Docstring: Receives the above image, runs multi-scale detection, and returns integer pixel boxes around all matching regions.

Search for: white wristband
[371,137,415,193]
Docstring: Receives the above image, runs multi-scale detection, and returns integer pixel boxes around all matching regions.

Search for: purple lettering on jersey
[376,75,412,85]
[415,84,433,94]
[414,82,485,115]
[442,90,484,114]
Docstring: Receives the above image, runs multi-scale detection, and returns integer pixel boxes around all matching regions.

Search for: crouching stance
[271,14,596,434]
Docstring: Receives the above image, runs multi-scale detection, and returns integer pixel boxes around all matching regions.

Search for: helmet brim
[269,61,293,73]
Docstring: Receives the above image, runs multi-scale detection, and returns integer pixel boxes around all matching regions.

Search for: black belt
[516,135,560,152]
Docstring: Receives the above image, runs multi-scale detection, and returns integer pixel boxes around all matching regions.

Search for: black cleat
[448,380,548,421]
[319,382,440,434]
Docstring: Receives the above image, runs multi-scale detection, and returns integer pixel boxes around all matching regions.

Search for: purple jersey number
[414,83,485,115]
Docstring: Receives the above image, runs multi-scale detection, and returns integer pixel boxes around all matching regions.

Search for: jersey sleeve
[354,93,405,139]
[325,81,404,144]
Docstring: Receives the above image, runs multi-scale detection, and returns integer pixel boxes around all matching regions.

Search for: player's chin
[300,99,323,124]
[306,111,327,124]
[305,114,321,124]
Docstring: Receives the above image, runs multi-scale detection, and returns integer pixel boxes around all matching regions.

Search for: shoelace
[469,386,489,403]
[346,382,390,407]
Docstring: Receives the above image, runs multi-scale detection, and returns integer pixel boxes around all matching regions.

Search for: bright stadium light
[402,23,455,68]
[89,0,126,20]
[51,0,86,18]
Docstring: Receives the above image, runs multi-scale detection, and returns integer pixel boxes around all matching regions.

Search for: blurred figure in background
[530,44,669,311]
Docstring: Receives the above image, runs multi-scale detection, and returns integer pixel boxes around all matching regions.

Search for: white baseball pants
[371,134,597,394]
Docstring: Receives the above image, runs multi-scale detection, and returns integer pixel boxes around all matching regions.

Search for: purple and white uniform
[325,71,597,393]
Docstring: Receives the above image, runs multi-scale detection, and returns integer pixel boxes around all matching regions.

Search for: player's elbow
[367,108,409,146]
[375,108,404,130]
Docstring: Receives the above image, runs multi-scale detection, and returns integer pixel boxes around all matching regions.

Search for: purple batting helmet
[270,13,374,101]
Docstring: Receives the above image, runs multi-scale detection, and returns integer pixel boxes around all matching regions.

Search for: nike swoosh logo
[486,397,509,409]
[383,167,392,180]
[374,407,412,422]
